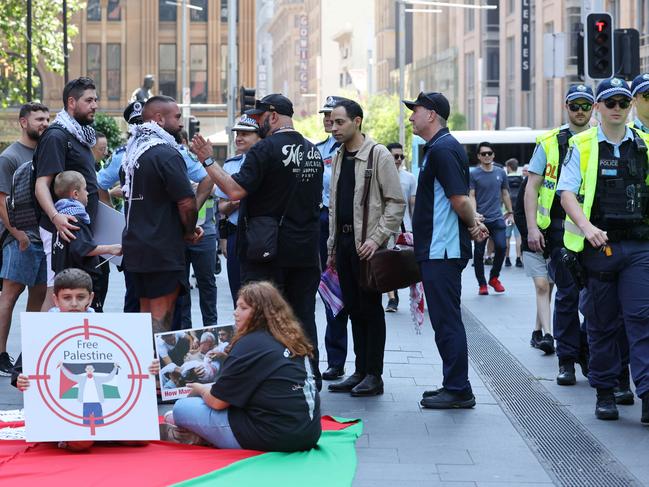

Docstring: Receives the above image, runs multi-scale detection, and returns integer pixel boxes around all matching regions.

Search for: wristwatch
[202,157,215,168]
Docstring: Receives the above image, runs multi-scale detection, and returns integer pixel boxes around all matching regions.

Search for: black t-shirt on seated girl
[210,330,321,452]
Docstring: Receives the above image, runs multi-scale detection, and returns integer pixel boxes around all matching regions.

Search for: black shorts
[130,270,189,299]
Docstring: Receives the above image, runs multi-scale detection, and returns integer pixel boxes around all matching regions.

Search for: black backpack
[6,125,72,230]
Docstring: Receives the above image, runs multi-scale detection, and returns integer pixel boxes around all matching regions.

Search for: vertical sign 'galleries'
[298,15,309,94]
[521,0,531,91]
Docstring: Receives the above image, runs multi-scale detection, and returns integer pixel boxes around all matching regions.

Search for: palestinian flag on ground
[0,416,362,486]
[59,362,120,399]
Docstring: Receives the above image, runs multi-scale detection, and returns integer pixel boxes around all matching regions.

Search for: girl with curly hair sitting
[162,281,321,451]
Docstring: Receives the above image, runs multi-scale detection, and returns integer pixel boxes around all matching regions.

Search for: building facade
[267,0,374,118]
[375,0,649,131]
[1,0,256,142]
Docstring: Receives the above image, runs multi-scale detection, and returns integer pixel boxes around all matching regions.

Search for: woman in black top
[163,281,321,451]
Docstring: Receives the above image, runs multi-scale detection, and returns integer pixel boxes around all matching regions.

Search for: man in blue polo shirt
[403,92,488,409]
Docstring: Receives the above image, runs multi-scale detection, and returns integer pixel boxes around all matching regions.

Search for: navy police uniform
[558,77,649,422]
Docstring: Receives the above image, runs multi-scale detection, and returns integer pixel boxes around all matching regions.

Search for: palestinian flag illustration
[0,416,362,486]
[59,362,120,400]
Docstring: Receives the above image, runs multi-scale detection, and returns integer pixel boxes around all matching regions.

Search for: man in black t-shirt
[34,77,99,311]
[121,96,203,334]
[192,94,324,387]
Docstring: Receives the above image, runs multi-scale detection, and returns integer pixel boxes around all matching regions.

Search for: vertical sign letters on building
[298,15,309,94]
[521,0,531,91]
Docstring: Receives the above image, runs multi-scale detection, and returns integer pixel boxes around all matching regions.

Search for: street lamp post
[398,0,406,148]
[63,0,68,83]
[227,0,238,157]
[27,0,32,101]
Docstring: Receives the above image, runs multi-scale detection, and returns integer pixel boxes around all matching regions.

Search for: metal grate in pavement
[463,307,642,487]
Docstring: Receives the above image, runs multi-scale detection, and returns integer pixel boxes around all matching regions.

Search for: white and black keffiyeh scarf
[51,110,96,148]
[121,122,179,198]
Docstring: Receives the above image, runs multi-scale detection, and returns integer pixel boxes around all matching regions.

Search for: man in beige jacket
[326,98,405,397]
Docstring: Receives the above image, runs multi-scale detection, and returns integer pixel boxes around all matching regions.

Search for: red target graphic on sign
[28,318,151,435]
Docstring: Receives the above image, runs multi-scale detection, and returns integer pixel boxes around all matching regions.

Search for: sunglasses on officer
[393,154,405,160]
[567,102,592,112]
[641,92,649,100]
[602,98,631,110]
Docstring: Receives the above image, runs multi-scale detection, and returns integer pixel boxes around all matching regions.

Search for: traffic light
[614,29,640,80]
[188,116,200,139]
[585,13,613,79]
[240,86,256,115]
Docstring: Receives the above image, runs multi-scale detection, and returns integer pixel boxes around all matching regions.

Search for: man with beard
[525,84,594,386]
[0,103,50,375]
[191,94,324,389]
[35,77,99,311]
[120,95,203,334]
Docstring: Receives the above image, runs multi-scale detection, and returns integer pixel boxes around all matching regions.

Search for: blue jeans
[173,397,241,449]
[473,219,506,286]
[177,234,218,328]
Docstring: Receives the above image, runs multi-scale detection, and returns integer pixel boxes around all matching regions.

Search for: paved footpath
[2,258,647,486]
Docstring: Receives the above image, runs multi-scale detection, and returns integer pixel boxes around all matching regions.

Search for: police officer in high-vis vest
[631,73,649,134]
[314,96,348,381]
[558,77,649,424]
[525,84,593,385]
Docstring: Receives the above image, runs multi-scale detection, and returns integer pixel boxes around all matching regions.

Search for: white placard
[21,312,159,442]
[156,324,235,401]
[93,201,125,266]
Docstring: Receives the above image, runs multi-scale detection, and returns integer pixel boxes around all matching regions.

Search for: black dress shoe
[322,366,345,381]
[641,392,649,424]
[350,374,384,397]
[596,388,619,420]
[420,388,475,409]
[556,361,576,386]
[328,372,364,393]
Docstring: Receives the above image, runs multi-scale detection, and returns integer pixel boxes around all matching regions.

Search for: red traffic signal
[586,13,613,79]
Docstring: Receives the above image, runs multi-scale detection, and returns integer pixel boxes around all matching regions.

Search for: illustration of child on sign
[58,362,120,425]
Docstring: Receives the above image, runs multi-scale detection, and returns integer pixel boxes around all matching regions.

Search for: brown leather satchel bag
[359,146,421,293]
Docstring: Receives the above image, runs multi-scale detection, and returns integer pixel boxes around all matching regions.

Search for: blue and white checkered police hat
[231,115,259,132]
[631,73,649,96]
[565,84,595,103]
[596,77,632,101]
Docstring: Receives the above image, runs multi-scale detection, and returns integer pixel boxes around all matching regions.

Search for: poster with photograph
[20,312,159,442]
[155,324,236,401]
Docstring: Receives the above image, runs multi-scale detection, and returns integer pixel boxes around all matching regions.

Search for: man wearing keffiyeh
[120,95,203,335]
[34,77,100,312]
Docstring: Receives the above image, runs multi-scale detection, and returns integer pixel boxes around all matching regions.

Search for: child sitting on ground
[51,170,121,311]
[14,268,159,451]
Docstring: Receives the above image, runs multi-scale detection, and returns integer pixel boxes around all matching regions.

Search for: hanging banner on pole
[521,0,531,91]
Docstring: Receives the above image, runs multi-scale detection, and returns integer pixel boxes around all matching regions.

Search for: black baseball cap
[245,93,294,117]
[402,91,450,120]
[123,101,143,124]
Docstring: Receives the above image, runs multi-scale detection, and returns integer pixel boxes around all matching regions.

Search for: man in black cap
[315,96,348,381]
[192,93,324,388]
[404,91,488,409]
